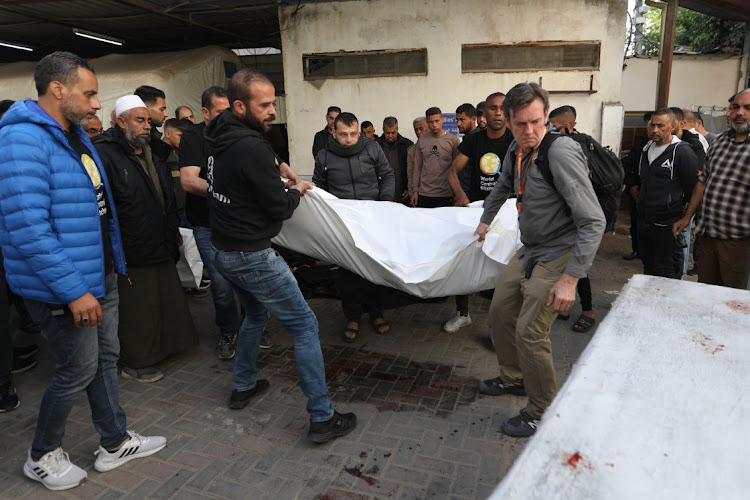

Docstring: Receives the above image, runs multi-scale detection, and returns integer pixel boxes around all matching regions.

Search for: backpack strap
[534,131,563,188]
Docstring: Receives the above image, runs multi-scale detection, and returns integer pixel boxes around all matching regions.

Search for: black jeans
[577,277,592,312]
[337,269,385,322]
[627,193,639,253]
[637,221,677,278]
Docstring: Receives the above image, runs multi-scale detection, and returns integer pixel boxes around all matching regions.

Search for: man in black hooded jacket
[205,69,357,443]
[313,112,394,343]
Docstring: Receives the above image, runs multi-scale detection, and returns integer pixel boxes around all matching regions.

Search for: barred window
[303,49,427,80]
[462,42,600,73]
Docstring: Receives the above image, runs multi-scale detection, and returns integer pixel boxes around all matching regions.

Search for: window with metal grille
[462,42,600,73]
[303,49,427,80]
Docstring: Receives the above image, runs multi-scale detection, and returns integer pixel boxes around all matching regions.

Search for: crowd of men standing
[0,49,747,491]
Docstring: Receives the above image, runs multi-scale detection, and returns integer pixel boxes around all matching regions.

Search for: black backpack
[535,131,624,232]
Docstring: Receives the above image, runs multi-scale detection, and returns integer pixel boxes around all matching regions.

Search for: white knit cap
[114,95,147,118]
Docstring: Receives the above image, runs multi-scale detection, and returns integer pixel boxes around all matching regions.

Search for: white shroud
[272,189,521,298]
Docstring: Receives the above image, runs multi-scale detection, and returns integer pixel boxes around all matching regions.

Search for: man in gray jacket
[313,112,395,342]
[474,83,605,438]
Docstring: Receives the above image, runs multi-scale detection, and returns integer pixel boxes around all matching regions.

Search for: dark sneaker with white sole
[120,366,164,383]
[259,331,273,349]
[478,376,526,396]
[217,333,238,360]
[228,379,270,409]
[308,411,358,443]
[0,382,20,412]
[501,409,540,438]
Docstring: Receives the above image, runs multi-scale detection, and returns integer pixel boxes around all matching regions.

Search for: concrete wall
[620,54,743,111]
[280,0,627,175]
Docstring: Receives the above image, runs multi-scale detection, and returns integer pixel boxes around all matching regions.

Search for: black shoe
[11,356,37,375]
[229,379,270,409]
[308,411,358,443]
[259,331,273,349]
[183,287,208,297]
[687,266,698,276]
[623,251,640,261]
[13,344,39,360]
[0,382,20,412]
[217,333,238,360]
[478,376,526,396]
[501,409,540,438]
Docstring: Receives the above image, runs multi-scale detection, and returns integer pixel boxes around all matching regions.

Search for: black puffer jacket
[313,136,395,201]
[93,127,179,266]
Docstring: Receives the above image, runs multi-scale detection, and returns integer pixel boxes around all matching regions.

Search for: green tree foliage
[637,6,745,56]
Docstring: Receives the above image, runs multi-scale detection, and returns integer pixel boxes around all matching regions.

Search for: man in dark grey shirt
[474,83,605,438]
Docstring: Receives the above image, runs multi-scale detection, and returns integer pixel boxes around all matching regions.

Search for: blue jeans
[214,246,334,422]
[24,272,127,460]
[193,226,239,335]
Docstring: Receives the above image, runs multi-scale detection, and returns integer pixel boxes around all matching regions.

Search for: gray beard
[125,128,149,149]
[730,120,750,135]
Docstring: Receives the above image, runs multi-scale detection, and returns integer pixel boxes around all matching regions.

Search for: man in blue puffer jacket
[0,52,166,491]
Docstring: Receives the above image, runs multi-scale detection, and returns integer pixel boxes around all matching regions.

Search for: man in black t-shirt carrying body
[444,92,514,333]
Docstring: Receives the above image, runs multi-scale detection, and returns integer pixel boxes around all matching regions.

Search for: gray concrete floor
[0,215,664,499]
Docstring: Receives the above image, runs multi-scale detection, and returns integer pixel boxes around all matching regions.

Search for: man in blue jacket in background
[0,52,165,491]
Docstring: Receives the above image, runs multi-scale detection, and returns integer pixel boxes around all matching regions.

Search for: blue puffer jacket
[0,100,127,303]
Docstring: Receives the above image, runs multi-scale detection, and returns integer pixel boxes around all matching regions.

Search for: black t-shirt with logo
[458,128,514,202]
[65,130,114,274]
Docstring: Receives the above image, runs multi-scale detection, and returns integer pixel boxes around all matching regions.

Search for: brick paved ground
[0,223,657,499]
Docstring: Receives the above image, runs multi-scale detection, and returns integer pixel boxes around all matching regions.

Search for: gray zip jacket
[480,133,605,278]
[313,136,395,201]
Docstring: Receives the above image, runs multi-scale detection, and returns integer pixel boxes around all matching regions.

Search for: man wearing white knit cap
[93,95,198,383]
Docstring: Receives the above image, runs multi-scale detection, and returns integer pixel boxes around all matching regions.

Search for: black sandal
[571,314,596,333]
[343,322,359,343]
[371,317,390,335]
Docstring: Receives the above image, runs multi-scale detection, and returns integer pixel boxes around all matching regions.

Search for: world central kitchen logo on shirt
[81,154,101,188]
[479,152,500,175]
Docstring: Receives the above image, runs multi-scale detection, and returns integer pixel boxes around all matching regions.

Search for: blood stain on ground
[344,465,378,486]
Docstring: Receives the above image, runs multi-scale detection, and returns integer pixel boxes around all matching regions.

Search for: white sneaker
[93,431,166,472]
[443,312,472,333]
[23,448,87,491]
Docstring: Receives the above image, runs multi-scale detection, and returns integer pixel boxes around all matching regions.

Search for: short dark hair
[455,103,476,117]
[425,106,442,118]
[134,85,166,105]
[164,117,192,132]
[174,105,192,119]
[361,120,374,131]
[201,86,227,110]
[327,106,342,116]
[0,99,14,119]
[227,69,272,106]
[696,112,706,124]
[668,107,684,121]
[334,112,358,130]
[486,92,505,101]
[476,101,486,113]
[549,105,577,120]
[502,82,549,121]
[652,108,676,122]
[643,111,653,122]
[34,51,95,96]
[383,116,398,128]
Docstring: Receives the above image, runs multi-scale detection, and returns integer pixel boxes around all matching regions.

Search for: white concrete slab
[491,275,750,500]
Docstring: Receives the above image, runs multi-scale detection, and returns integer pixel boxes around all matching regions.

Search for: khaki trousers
[489,252,571,419]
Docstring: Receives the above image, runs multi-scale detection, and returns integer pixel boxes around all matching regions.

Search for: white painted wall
[280,0,627,174]
[620,54,743,111]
